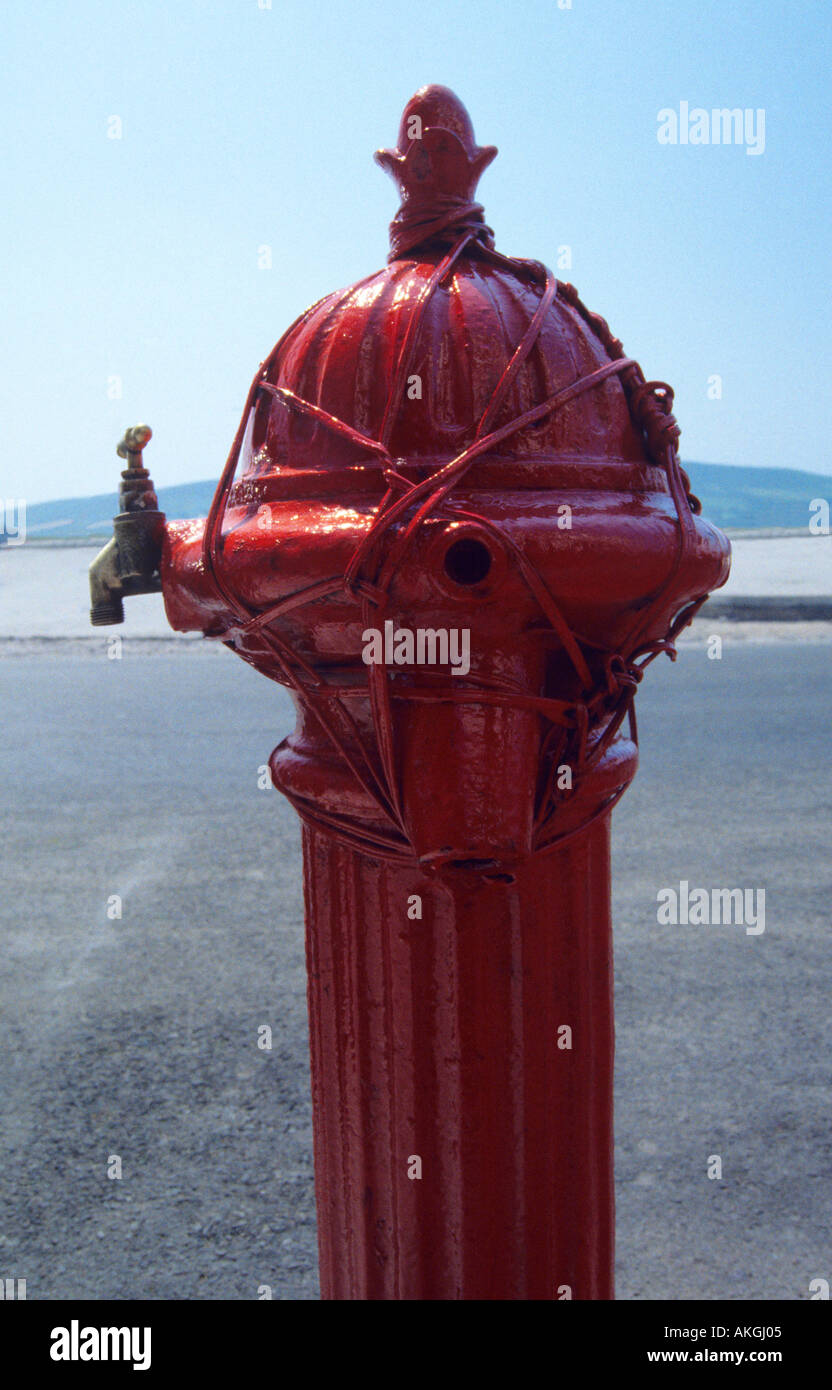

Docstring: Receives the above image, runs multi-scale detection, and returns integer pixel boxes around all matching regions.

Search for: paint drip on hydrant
[91,86,730,1299]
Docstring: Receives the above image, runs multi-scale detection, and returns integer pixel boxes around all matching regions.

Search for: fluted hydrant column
[303,825,614,1300]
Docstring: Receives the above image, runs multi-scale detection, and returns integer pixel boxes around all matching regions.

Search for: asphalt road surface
[0,637,829,1300]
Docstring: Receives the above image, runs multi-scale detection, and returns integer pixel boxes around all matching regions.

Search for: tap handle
[116,424,158,512]
[117,423,152,466]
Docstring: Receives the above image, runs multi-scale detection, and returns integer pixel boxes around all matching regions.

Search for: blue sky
[2,0,830,503]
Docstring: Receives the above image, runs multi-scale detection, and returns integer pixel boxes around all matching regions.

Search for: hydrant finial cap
[375,86,498,259]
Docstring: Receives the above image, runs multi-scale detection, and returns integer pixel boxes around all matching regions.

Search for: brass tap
[89,425,166,626]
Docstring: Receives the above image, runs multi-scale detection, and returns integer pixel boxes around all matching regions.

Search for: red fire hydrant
[90,86,730,1299]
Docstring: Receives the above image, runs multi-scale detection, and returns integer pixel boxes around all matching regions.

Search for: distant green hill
[683,464,828,530]
[18,462,831,539]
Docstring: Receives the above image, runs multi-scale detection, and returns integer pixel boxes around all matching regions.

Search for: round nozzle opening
[443,536,493,586]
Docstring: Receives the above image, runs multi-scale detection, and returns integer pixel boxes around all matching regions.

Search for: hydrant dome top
[247,259,651,475]
[244,88,661,483]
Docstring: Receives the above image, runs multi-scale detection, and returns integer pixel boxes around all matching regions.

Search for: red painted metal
[159,86,730,1299]
[302,823,615,1299]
